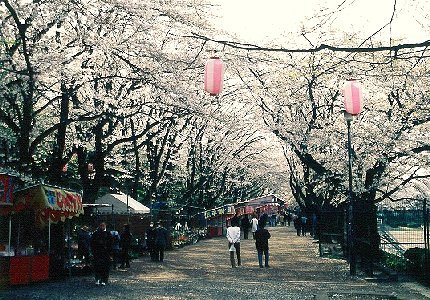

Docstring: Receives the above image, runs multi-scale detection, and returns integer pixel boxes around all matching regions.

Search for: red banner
[0,174,14,204]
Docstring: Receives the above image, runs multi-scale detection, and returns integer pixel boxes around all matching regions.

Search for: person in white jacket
[226,218,241,268]
[251,214,259,239]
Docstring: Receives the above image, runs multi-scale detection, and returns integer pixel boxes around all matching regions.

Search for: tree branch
[188,32,430,54]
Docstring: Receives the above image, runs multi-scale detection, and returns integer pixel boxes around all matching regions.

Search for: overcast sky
[210,0,429,44]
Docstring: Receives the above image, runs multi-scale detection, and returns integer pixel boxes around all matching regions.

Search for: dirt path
[1,225,429,299]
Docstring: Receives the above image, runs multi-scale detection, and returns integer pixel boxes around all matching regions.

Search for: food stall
[235,204,255,217]
[239,194,285,217]
[0,180,83,287]
[0,174,14,288]
[205,204,235,237]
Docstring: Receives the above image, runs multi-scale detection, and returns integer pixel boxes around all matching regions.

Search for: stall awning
[6,184,83,226]
[95,193,150,215]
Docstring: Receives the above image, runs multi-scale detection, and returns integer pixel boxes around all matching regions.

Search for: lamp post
[344,110,356,275]
[343,79,363,276]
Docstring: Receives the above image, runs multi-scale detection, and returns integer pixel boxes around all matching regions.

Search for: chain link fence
[378,200,430,279]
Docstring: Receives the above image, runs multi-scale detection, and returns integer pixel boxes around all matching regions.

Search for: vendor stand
[239,194,285,217]
[0,180,83,287]
[0,174,14,288]
[205,204,235,237]
[235,204,255,217]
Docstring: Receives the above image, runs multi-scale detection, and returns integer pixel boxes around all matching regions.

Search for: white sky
[210,0,429,44]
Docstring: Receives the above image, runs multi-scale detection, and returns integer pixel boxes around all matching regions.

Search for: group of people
[87,223,133,286]
[226,214,271,268]
[87,222,169,285]
[79,220,169,286]
[145,221,169,263]
[293,213,318,237]
[84,211,316,285]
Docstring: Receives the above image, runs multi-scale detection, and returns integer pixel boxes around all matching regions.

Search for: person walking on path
[119,224,132,268]
[251,214,259,239]
[110,230,121,270]
[226,217,241,268]
[300,215,308,236]
[90,222,113,286]
[269,213,277,227]
[293,215,301,236]
[154,221,169,262]
[240,214,251,240]
[255,220,271,268]
[311,213,318,238]
[146,221,157,261]
[286,212,292,226]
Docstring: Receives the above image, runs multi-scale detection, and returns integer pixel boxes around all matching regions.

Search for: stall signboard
[9,185,83,227]
[204,204,235,220]
[224,205,235,215]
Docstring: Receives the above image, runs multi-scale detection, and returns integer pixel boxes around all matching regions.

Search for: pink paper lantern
[343,80,363,115]
[204,57,224,96]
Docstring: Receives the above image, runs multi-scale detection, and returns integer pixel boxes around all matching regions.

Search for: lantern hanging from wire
[343,79,363,115]
[204,57,224,96]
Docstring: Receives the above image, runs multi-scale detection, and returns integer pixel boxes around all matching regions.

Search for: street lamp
[343,79,363,276]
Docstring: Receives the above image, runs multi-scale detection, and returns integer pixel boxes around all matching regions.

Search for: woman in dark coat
[119,224,132,268]
[254,221,271,268]
[90,222,113,285]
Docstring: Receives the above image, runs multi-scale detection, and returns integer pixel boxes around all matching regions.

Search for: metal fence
[378,200,430,275]
[318,208,345,258]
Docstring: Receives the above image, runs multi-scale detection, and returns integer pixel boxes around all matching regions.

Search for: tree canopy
[1,0,429,212]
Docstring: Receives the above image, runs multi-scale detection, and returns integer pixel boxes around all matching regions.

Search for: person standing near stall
[78,226,91,263]
[90,222,113,286]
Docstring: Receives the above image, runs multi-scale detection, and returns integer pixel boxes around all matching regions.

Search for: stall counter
[0,254,49,286]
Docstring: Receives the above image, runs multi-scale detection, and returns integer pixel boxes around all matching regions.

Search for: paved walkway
[1,225,430,299]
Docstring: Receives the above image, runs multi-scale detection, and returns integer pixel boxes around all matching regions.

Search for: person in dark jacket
[154,221,169,262]
[146,221,157,261]
[254,220,271,268]
[259,213,269,228]
[90,222,113,285]
[240,215,251,240]
[119,224,132,268]
[300,215,308,236]
[110,230,120,270]
[293,215,301,236]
